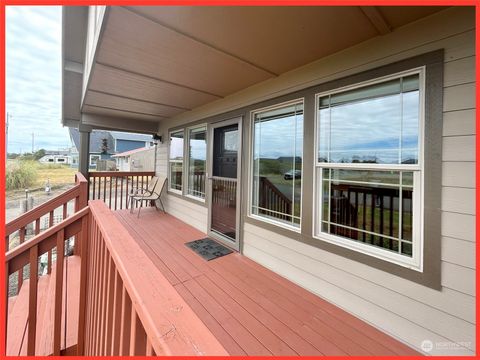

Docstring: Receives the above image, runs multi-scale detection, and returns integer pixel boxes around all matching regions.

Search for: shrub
[6,161,38,190]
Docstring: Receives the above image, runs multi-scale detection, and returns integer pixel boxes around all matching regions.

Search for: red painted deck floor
[115,208,420,356]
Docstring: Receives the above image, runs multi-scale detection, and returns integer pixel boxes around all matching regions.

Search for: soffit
[81,6,447,130]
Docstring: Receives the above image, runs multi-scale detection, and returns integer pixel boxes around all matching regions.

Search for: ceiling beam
[81,113,160,134]
[88,89,190,111]
[82,104,169,119]
[360,6,392,35]
[95,61,224,99]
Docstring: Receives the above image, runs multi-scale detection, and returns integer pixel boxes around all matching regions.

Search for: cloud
[6,6,70,153]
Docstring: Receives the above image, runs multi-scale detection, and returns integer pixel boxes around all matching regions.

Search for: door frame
[206,116,243,251]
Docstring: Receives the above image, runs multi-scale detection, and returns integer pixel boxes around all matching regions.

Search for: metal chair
[130,176,167,217]
[127,176,158,208]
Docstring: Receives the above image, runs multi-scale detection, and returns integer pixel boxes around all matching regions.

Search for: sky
[6,6,71,154]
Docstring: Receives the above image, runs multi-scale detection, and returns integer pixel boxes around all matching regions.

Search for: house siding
[115,139,147,153]
[155,7,475,355]
[156,142,208,233]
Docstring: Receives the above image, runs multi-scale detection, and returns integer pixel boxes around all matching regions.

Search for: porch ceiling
[79,6,446,131]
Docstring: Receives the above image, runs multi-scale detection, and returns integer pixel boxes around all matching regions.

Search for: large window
[315,69,423,269]
[168,130,184,192]
[187,126,207,199]
[251,100,303,229]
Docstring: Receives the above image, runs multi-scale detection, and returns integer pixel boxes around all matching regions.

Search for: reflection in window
[251,101,303,227]
[318,75,419,164]
[187,126,207,199]
[168,130,184,192]
[321,169,413,255]
[316,70,422,264]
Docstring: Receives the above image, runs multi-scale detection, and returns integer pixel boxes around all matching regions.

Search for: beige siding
[155,7,475,355]
[156,142,208,233]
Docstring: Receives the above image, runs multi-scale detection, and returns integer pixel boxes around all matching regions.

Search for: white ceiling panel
[84,90,184,118]
[88,64,220,110]
[96,7,275,97]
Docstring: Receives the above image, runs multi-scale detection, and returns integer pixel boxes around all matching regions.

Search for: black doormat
[185,238,233,261]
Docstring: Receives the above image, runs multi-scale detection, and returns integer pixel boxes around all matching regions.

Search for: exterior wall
[130,147,155,171]
[116,157,129,171]
[156,142,208,233]
[115,139,146,153]
[155,7,475,355]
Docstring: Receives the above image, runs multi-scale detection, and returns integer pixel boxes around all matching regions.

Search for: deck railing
[88,171,155,211]
[329,184,413,250]
[258,176,292,221]
[5,173,88,295]
[79,201,227,356]
[5,207,90,355]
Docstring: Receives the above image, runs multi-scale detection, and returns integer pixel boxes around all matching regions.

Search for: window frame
[248,98,305,232]
[167,129,185,195]
[185,124,208,202]
[89,154,101,167]
[313,67,426,271]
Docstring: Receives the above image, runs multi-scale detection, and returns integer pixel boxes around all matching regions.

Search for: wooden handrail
[81,200,227,356]
[6,173,88,236]
[6,207,89,264]
[259,176,292,204]
[88,171,155,177]
[5,173,89,297]
[6,187,79,236]
[87,171,155,211]
[5,205,90,356]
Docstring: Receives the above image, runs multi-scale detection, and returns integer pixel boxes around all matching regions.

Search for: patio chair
[127,176,158,208]
[130,176,167,217]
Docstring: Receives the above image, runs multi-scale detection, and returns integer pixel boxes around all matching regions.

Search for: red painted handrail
[87,171,155,211]
[5,173,88,296]
[5,206,90,356]
[79,201,227,356]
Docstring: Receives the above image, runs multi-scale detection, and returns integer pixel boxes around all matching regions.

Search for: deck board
[114,208,420,356]
[6,256,81,356]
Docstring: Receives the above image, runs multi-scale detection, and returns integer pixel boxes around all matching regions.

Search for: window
[315,69,423,270]
[168,130,184,192]
[187,126,207,199]
[89,154,101,167]
[251,100,303,229]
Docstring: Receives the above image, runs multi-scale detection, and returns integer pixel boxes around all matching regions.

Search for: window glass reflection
[318,74,420,164]
[252,102,303,227]
[187,127,206,199]
[169,130,184,191]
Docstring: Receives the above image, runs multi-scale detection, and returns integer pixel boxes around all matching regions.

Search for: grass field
[35,164,77,188]
[6,160,77,196]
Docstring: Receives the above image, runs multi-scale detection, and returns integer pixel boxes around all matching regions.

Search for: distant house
[69,128,153,169]
[38,154,72,165]
[112,146,155,172]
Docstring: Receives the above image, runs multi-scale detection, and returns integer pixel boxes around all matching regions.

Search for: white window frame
[89,154,101,167]
[248,98,305,232]
[313,67,425,272]
[185,124,207,202]
[167,129,184,195]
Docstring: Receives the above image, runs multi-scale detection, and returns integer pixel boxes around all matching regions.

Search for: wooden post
[53,229,65,356]
[27,245,38,355]
[76,214,89,356]
[78,129,91,181]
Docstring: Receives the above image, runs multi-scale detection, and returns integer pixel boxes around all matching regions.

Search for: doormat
[185,238,233,261]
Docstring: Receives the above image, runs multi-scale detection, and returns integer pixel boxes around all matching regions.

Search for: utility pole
[31,132,34,153]
[6,112,10,161]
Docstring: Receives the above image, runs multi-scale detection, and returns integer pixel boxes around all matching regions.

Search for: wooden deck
[115,208,420,356]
